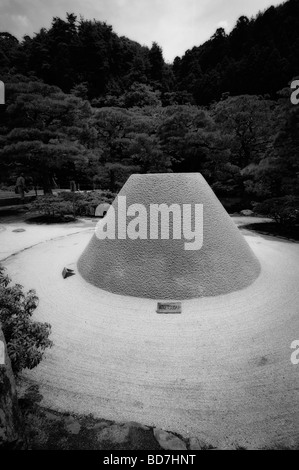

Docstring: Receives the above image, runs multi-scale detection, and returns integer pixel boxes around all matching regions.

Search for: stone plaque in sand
[156,302,182,314]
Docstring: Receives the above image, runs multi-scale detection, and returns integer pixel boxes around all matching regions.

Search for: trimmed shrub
[57,190,116,217]
[28,195,74,220]
[253,196,299,227]
[28,190,116,220]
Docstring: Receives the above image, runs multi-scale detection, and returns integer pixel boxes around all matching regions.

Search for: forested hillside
[0,0,298,216]
[174,0,299,104]
[0,13,174,104]
[1,0,299,104]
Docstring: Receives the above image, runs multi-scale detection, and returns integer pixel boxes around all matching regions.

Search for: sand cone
[78,173,260,299]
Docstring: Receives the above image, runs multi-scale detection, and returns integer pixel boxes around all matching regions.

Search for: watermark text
[291,80,299,105]
[291,340,299,365]
[95,196,204,251]
[0,81,4,105]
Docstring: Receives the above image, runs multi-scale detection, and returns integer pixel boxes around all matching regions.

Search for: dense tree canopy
[0,0,298,212]
[0,74,98,192]
[173,0,299,104]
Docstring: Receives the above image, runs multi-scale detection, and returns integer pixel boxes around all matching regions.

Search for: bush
[253,196,299,227]
[29,190,116,220]
[59,190,116,217]
[28,195,74,220]
[0,266,53,375]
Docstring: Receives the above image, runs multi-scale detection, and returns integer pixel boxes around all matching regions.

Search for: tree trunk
[42,173,52,195]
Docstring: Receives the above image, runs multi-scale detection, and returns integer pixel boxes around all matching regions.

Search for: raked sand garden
[1,212,299,449]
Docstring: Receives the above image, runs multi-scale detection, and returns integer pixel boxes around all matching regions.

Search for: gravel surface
[1,217,299,449]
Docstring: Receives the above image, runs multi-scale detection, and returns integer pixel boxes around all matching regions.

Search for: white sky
[0,0,284,62]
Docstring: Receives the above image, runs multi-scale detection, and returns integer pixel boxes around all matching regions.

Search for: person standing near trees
[15,173,27,204]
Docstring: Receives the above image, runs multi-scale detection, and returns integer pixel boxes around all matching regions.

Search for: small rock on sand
[64,416,81,435]
[96,423,161,449]
[154,428,187,450]
[44,411,61,422]
[87,421,110,431]
[189,436,216,450]
[120,421,149,430]
[240,209,254,216]
[96,424,130,445]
